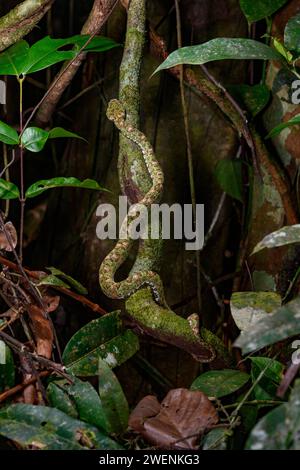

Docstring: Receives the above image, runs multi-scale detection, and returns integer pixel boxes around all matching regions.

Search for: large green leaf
[153,39,283,74]
[230,291,281,332]
[21,127,49,152]
[190,370,249,398]
[25,177,107,198]
[284,12,300,52]
[46,267,87,295]
[0,404,122,450]
[267,114,300,139]
[246,380,300,450]
[47,377,107,431]
[0,179,20,199]
[253,225,300,254]
[239,0,289,23]
[0,344,15,393]
[235,296,300,354]
[21,126,83,153]
[0,36,118,76]
[0,41,29,75]
[98,358,129,434]
[62,311,139,376]
[215,160,243,202]
[0,121,19,145]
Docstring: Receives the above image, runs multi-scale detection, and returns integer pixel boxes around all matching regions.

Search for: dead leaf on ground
[0,221,17,251]
[129,388,218,449]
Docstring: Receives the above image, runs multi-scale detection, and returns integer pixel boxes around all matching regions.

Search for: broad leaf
[62,311,139,376]
[239,0,289,23]
[215,160,243,202]
[25,177,107,198]
[0,36,118,76]
[98,358,129,434]
[235,296,300,354]
[246,380,300,450]
[191,370,249,398]
[267,114,300,139]
[154,39,283,74]
[47,377,107,431]
[49,127,83,141]
[230,291,281,331]
[253,225,300,254]
[0,121,19,145]
[21,127,49,152]
[0,344,15,393]
[0,41,29,75]
[46,267,87,295]
[284,12,300,52]
[228,84,270,116]
[0,404,122,450]
[0,179,20,199]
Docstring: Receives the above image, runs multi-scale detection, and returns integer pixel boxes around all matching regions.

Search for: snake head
[106,99,126,123]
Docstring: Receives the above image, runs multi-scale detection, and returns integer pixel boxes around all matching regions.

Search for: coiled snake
[99,99,166,305]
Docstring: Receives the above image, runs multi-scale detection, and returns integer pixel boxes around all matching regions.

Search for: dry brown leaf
[26,304,54,359]
[0,222,17,252]
[129,388,218,449]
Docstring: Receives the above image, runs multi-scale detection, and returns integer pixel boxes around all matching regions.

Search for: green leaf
[0,343,15,393]
[228,84,270,117]
[0,404,122,450]
[153,39,283,74]
[62,311,139,376]
[0,40,30,75]
[49,127,84,141]
[38,274,71,289]
[272,37,293,63]
[0,36,118,76]
[202,428,229,450]
[215,160,243,202]
[21,127,49,153]
[0,121,19,146]
[230,291,281,332]
[250,357,284,400]
[253,225,300,254]
[284,12,300,52]
[46,267,87,295]
[246,379,300,450]
[190,370,250,398]
[98,358,129,434]
[47,377,107,431]
[266,114,300,139]
[25,177,107,198]
[235,296,300,354]
[0,179,20,200]
[239,0,289,23]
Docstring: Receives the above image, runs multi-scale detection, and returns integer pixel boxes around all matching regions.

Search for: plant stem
[18,76,25,261]
[174,0,202,314]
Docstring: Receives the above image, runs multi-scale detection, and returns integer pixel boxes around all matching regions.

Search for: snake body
[99,99,166,305]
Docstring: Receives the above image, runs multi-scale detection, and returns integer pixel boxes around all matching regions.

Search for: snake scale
[99,99,167,305]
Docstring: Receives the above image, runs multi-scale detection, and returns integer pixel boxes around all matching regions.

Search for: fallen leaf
[0,221,17,251]
[129,388,218,449]
[26,304,54,359]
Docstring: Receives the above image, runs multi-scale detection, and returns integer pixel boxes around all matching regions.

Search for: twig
[0,254,106,315]
[0,371,50,404]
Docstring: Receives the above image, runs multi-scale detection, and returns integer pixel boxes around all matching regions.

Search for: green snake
[99,99,166,305]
